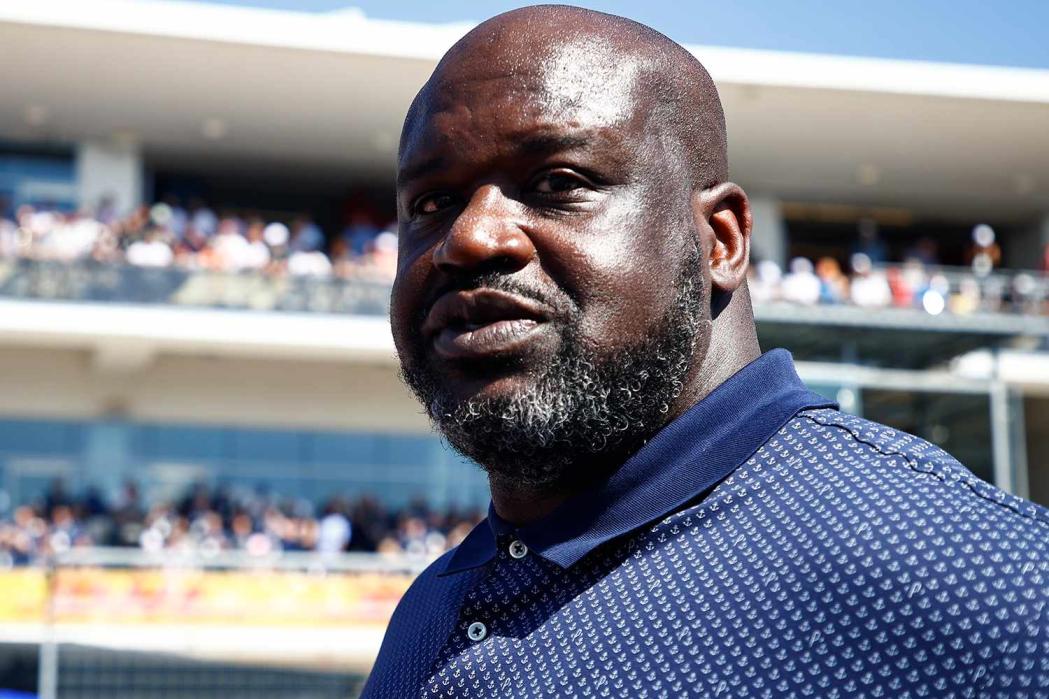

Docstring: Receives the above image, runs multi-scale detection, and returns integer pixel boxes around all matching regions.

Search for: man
[365,6,1048,697]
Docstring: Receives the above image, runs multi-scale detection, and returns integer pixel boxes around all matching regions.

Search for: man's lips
[421,289,554,360]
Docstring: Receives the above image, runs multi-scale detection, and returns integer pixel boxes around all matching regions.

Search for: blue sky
[194,0,1049,69]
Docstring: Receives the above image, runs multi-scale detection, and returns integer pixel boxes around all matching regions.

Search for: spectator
[849,253,892,308]
[317,498,352,554]
[126,228,174,267]
[369,231,399,280]
[189,199,218,237]
[289,217,324,253]
[111,480,145,547]
[781,257,821,305]
[211,217,264,272]
[886,266,913,308]
[968,223,1001,276]
[173,224,209,263]
[949,276,982,315]
[815,256,849,304]
[2,479,478,564]
[263,222,291,261]
[851,218,888,264]
[159,195,189,239]
[342,210,382,257]
[920,273,950,315]
[95,195,120,227]
[43,478,72,518]
[903,236,940,266]
[1010,273,1041,315]
[241,217,272,271]
[747,259,782,304]
[287,249,333,277]
[38,210,103,261]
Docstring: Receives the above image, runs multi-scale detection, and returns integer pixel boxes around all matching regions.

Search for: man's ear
[691,182,752,293]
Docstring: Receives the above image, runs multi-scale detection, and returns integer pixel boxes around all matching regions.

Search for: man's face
[392,39,709,486]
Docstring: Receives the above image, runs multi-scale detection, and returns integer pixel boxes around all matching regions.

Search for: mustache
[418,272,571,327]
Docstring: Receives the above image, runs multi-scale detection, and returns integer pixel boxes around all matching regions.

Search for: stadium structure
[0,1,1047,696]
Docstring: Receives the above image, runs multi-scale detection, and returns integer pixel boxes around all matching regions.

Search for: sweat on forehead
[400,5,728,188]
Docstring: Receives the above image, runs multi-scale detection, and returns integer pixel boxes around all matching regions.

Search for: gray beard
[401,246,704,491]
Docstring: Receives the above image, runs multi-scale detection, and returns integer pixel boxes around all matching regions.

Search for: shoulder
[361,549,480,698]
[376,548,460,650]
[788,407,1049,534]
[774,409,1049,686]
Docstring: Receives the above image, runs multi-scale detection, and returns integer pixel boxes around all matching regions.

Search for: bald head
[402,5,728,189]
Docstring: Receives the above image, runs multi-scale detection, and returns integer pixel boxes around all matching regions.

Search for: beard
[400,242,705,492]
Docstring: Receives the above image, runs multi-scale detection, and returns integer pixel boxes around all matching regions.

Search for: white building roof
[5,0,1048,102]
[2,0,1048,218]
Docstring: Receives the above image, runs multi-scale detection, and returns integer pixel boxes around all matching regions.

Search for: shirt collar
[441,349,835,576]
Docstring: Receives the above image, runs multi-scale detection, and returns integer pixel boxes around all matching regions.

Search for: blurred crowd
[0,197,398,283]
[0,479,483,567]
[1,201,1046,317]
[749,227,1046,317]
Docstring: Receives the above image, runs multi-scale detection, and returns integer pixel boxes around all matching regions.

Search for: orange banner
[0,569,47,622]
[0,568,413,627]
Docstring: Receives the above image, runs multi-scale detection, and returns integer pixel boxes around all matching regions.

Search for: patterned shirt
[363,350,1049,698]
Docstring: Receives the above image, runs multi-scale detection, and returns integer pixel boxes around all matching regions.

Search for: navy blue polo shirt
[363,350,1049,698]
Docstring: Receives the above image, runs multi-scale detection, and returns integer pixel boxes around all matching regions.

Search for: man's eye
[533,172,587,194]
[414,194,455,216]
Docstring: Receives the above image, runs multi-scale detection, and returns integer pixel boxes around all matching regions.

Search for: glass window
[228,427,303,463]
[383,433,439,466]
[0,415,493,511]
[0,419,82,456]
[0,150,76,213]
[136,425,224,461]
[309,432,383,466]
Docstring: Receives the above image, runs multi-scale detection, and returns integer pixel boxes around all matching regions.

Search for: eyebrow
[398,131,599,186]
[397,154,446,188]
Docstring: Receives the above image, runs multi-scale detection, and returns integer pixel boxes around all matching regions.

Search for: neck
[489,478,569,526]
[669,285,760,416]
[488,451,622,526]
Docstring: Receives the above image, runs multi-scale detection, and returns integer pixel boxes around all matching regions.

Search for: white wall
[0,346,429,433]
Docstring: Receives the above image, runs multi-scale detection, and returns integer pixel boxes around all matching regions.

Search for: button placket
[508,539,528,559]
[466,621,487,642]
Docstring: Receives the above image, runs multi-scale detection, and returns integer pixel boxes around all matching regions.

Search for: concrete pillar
[748,195,788,268]
[75,140,143,217]
[81,420,133,505]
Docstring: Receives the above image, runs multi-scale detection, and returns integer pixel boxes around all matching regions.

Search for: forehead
[399,38,647,176]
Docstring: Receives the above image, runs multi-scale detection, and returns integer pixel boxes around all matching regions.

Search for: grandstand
[0,0,1047,696]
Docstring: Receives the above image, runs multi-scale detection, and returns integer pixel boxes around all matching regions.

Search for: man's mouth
[422,288,553,361]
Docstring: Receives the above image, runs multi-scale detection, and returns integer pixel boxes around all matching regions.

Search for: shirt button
[467,621,487,642]
[508,539,528,559]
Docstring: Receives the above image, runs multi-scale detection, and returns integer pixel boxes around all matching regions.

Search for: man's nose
[432,185,535,274]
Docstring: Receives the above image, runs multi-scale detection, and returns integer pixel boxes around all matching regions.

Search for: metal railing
[0,258,392,316]
[50,544,434,574]
[0,257,1046,319]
